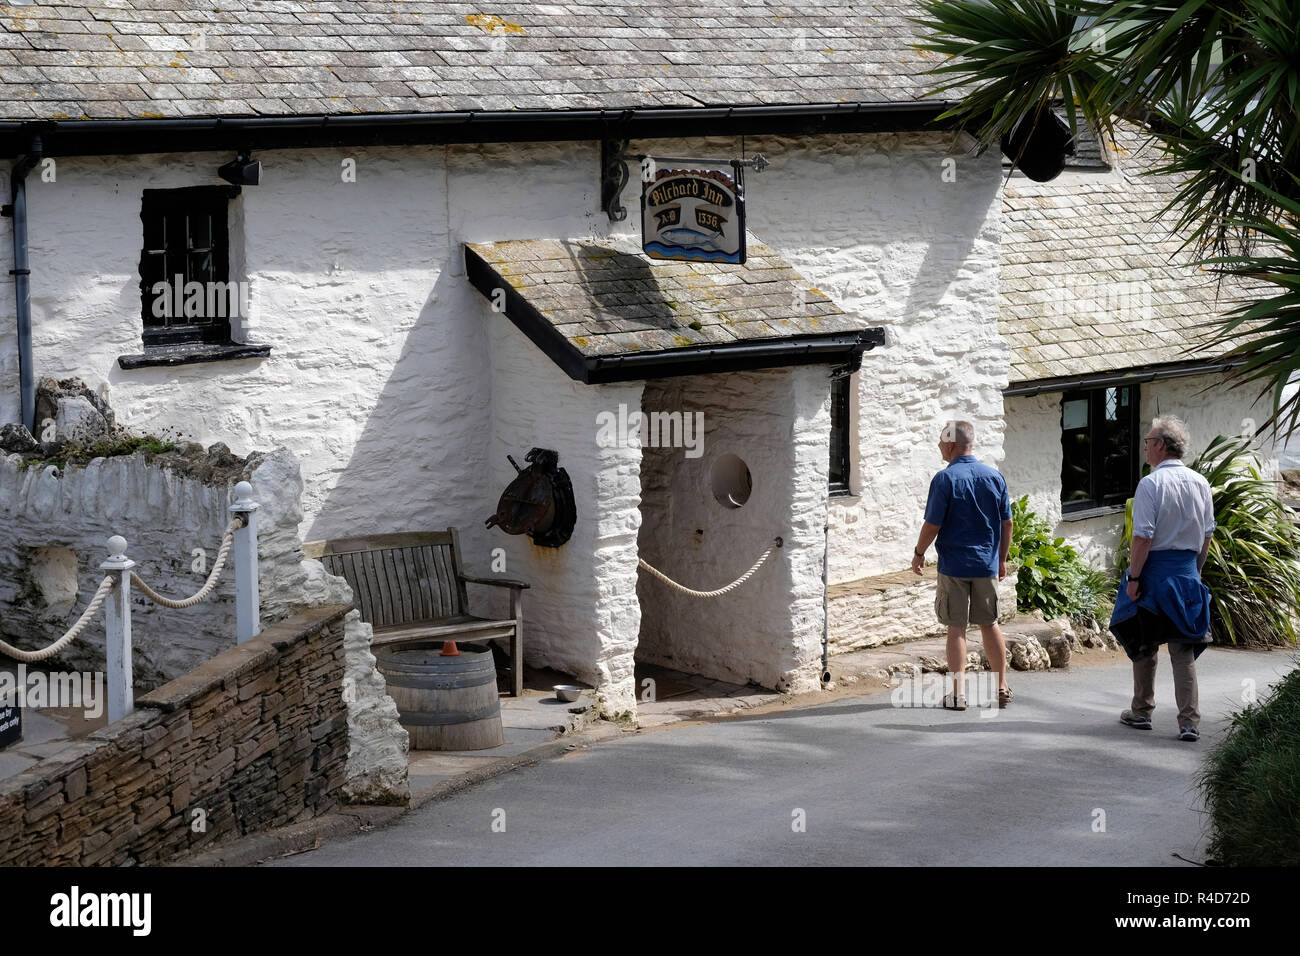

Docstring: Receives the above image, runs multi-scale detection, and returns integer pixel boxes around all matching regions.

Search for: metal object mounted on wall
[1000,110,1074,182]
[484,447,576,548]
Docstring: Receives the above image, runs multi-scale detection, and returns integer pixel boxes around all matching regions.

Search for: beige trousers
[1131,642,1200,728]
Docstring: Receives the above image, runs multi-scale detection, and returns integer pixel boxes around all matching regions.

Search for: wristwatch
[1128,573,1141,583]
[914,549,925,558]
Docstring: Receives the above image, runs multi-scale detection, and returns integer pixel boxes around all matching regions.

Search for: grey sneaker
[1120,710,1153,730]
[1179,725,1200,742]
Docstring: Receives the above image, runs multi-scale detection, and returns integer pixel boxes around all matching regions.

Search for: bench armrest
[460,575,531,590]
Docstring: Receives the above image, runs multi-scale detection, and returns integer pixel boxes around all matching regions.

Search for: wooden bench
[302,529,529,697]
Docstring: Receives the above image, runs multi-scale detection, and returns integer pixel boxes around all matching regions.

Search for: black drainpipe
[5,136,41,433]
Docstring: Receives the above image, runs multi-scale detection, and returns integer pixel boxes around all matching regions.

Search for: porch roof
[465,236,883,383]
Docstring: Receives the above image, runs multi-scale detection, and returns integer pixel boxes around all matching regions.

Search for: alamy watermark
[595,403,705,459]
[0,664,104,719]
[891,672,1001,717]
[150,275,253,321]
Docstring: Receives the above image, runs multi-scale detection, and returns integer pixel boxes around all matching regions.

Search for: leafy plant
[1118,434,1300,647]
[1199,662,1300,866]
[16,433,177,472]
[1008,495,1116,626]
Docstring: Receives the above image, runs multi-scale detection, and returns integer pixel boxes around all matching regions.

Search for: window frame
[1059,384,1141,515]
[138,185,241,350]
[829,372,853,497]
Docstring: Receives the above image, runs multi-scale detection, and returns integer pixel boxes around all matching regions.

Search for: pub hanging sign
[641,161,746,265]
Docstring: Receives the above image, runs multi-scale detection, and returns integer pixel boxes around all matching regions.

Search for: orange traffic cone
[440,640,461,657]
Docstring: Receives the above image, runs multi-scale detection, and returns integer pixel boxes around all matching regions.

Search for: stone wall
[1002,372,1280,569]
[829,568,1017,652]
[636,366,830,693]
[0,443,302,689]
[0,605,349,866]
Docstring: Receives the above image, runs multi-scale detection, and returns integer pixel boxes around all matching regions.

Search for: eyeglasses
[1143,437,1164,445]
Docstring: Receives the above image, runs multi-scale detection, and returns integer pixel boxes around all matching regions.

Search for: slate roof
[1000,121,1261,385]
[0,1,948,121]
[466,234,867,360]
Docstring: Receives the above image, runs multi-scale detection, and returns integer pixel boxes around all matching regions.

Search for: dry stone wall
[0,605,349,866]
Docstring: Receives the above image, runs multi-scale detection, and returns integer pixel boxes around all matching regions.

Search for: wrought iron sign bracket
[601,138,630,223]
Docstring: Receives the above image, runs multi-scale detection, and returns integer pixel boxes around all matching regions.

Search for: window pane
[1061,394,1092,505]
[1105,387,1118,421]
[189,212,212,252]
[1099,391,1134,502]
[189,250,215,285]
[1062,398,1088,430]
[829,377,850,491]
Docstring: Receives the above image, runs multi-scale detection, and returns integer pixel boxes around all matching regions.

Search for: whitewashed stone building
[0,2,1272,718]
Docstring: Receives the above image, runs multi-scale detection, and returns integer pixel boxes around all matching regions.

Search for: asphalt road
[272,648,1293,867]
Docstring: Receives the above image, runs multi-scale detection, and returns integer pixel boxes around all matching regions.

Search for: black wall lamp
[217,152,262,186]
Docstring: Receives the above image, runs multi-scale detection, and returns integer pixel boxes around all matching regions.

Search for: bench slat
[357,551,380,628]
[306,531,455,555]
[432,545,454,617]
[386,549,409,624]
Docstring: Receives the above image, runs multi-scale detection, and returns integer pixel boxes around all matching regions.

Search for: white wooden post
[230,480,260,644]
[100,535,135,723]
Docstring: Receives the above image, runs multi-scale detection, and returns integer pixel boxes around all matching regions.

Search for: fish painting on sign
[642,165,746,264]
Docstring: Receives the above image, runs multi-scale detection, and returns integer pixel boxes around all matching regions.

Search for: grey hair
[1151,416,1190,458]
[941,420,976,448]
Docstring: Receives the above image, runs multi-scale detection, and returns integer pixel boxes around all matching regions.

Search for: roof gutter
[584,329,885,383]
[4,136,41,432]
[1003,358,1249,397]
[0,100,961,159]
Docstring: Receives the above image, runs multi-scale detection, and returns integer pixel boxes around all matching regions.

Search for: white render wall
[485,316,643,715]
[720,134,1008,586]
[1003,373,1279,569]
[636,365,830,693]
[1,133,1005,704]
[4,142,618,554]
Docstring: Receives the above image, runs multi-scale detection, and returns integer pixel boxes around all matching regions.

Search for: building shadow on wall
[306,259,498,574]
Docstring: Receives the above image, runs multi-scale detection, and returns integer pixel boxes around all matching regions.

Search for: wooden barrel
[375,643,504,751]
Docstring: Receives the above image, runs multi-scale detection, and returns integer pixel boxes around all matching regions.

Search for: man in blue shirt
[911,421,1014,710]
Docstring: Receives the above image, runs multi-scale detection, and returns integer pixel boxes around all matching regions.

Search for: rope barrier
[637,536,782,599]
[0,576,116,662]
[130,516,244,609]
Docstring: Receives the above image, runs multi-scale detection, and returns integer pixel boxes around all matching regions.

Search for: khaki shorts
[935,573,999,628]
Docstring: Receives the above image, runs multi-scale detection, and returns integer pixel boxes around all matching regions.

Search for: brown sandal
[998,687,1014,709]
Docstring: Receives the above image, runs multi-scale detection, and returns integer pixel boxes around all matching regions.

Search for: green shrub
[1199,663,1300,866]
[1119,435,1300,648]
[16,433,176,472]
[1007,495,1115,626]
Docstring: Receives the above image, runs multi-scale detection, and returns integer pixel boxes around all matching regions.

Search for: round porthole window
[710,453,752,509]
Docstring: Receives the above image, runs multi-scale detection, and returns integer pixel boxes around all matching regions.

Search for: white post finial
[230,481,261,644]
[232,481,256,510]
[100,535,136,722]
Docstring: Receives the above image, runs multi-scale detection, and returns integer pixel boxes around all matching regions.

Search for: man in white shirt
[1110,416,1215,742]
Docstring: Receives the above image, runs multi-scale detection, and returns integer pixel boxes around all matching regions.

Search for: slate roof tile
[1001,120,1270,384]
[1,1,953,120]
[467,233,877,361]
